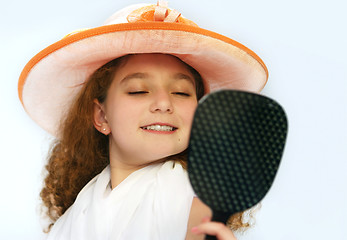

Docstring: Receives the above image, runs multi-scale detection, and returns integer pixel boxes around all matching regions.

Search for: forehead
[113,53,196,85]
[121,53,193,73]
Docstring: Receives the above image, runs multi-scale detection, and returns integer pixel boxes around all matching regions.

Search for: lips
[140,123,178,132]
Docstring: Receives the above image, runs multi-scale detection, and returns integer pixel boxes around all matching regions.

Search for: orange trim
[18,22,268,104]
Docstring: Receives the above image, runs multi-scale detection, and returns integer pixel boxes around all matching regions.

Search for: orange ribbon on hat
[127,0,187,24]
[64,1,196,39]
[154,0,181,22]
[154,0,168,21]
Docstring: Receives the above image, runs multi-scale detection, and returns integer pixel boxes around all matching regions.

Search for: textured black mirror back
[188,90,287,239]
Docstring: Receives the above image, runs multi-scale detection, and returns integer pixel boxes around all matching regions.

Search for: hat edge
[18,22,268,104]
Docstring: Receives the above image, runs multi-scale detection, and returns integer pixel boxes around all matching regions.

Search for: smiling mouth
[141,124,177,132]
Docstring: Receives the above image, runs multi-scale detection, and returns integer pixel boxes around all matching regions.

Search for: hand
[191,217,237,240]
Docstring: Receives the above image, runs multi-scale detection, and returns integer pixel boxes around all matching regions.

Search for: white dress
[47,160,195,240]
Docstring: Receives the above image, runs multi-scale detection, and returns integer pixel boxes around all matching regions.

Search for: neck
[109,163,142,189]
[109,156,169,189]
[107,141,171,189]
[108,142,145,189]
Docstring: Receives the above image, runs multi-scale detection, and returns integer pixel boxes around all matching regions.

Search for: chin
[148,148,185,161]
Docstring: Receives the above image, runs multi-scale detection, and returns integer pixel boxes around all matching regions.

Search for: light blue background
[1,0,346,239]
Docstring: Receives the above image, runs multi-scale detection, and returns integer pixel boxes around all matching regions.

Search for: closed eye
[128,91,149,95]
[173,92,191,97]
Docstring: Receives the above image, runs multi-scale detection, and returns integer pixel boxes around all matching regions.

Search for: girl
[18,2,268,239]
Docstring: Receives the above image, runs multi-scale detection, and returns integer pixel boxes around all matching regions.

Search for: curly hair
[40,53,252,232]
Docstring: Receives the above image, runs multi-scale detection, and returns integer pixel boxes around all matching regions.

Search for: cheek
[107,96,142,119]
[110,105,141,128]
[177,101,197,133]
[183,102,198,122]
[179,103,197,148]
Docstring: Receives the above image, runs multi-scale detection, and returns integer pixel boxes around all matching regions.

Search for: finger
[191,222,237,240]
[201,216,211,223]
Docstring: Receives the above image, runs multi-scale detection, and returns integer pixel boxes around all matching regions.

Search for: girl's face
[98,54,198,166]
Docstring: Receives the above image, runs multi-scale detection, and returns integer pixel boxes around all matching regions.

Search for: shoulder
[186,197,212,240]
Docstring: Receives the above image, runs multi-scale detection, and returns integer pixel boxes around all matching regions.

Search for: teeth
[143,125,174,131]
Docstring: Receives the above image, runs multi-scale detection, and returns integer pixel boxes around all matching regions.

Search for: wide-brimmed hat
[18,1,268,136]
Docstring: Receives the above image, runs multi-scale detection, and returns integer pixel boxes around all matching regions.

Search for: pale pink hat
[18,1,268,136]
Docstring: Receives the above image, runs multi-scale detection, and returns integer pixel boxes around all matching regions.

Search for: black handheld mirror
[188,90,288,239]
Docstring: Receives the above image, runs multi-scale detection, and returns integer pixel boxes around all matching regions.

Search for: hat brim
[18,22,268,136]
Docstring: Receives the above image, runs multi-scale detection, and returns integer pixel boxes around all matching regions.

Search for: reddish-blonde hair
[40,54,251,232]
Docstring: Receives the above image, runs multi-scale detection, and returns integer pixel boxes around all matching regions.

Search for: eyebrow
[173,73,195,86]
[119,72,195,86]
[120,72,149,85]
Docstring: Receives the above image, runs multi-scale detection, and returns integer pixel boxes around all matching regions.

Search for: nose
[150,91,173,113]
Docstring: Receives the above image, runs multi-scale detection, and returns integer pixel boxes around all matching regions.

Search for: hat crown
[104,1,198,26]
